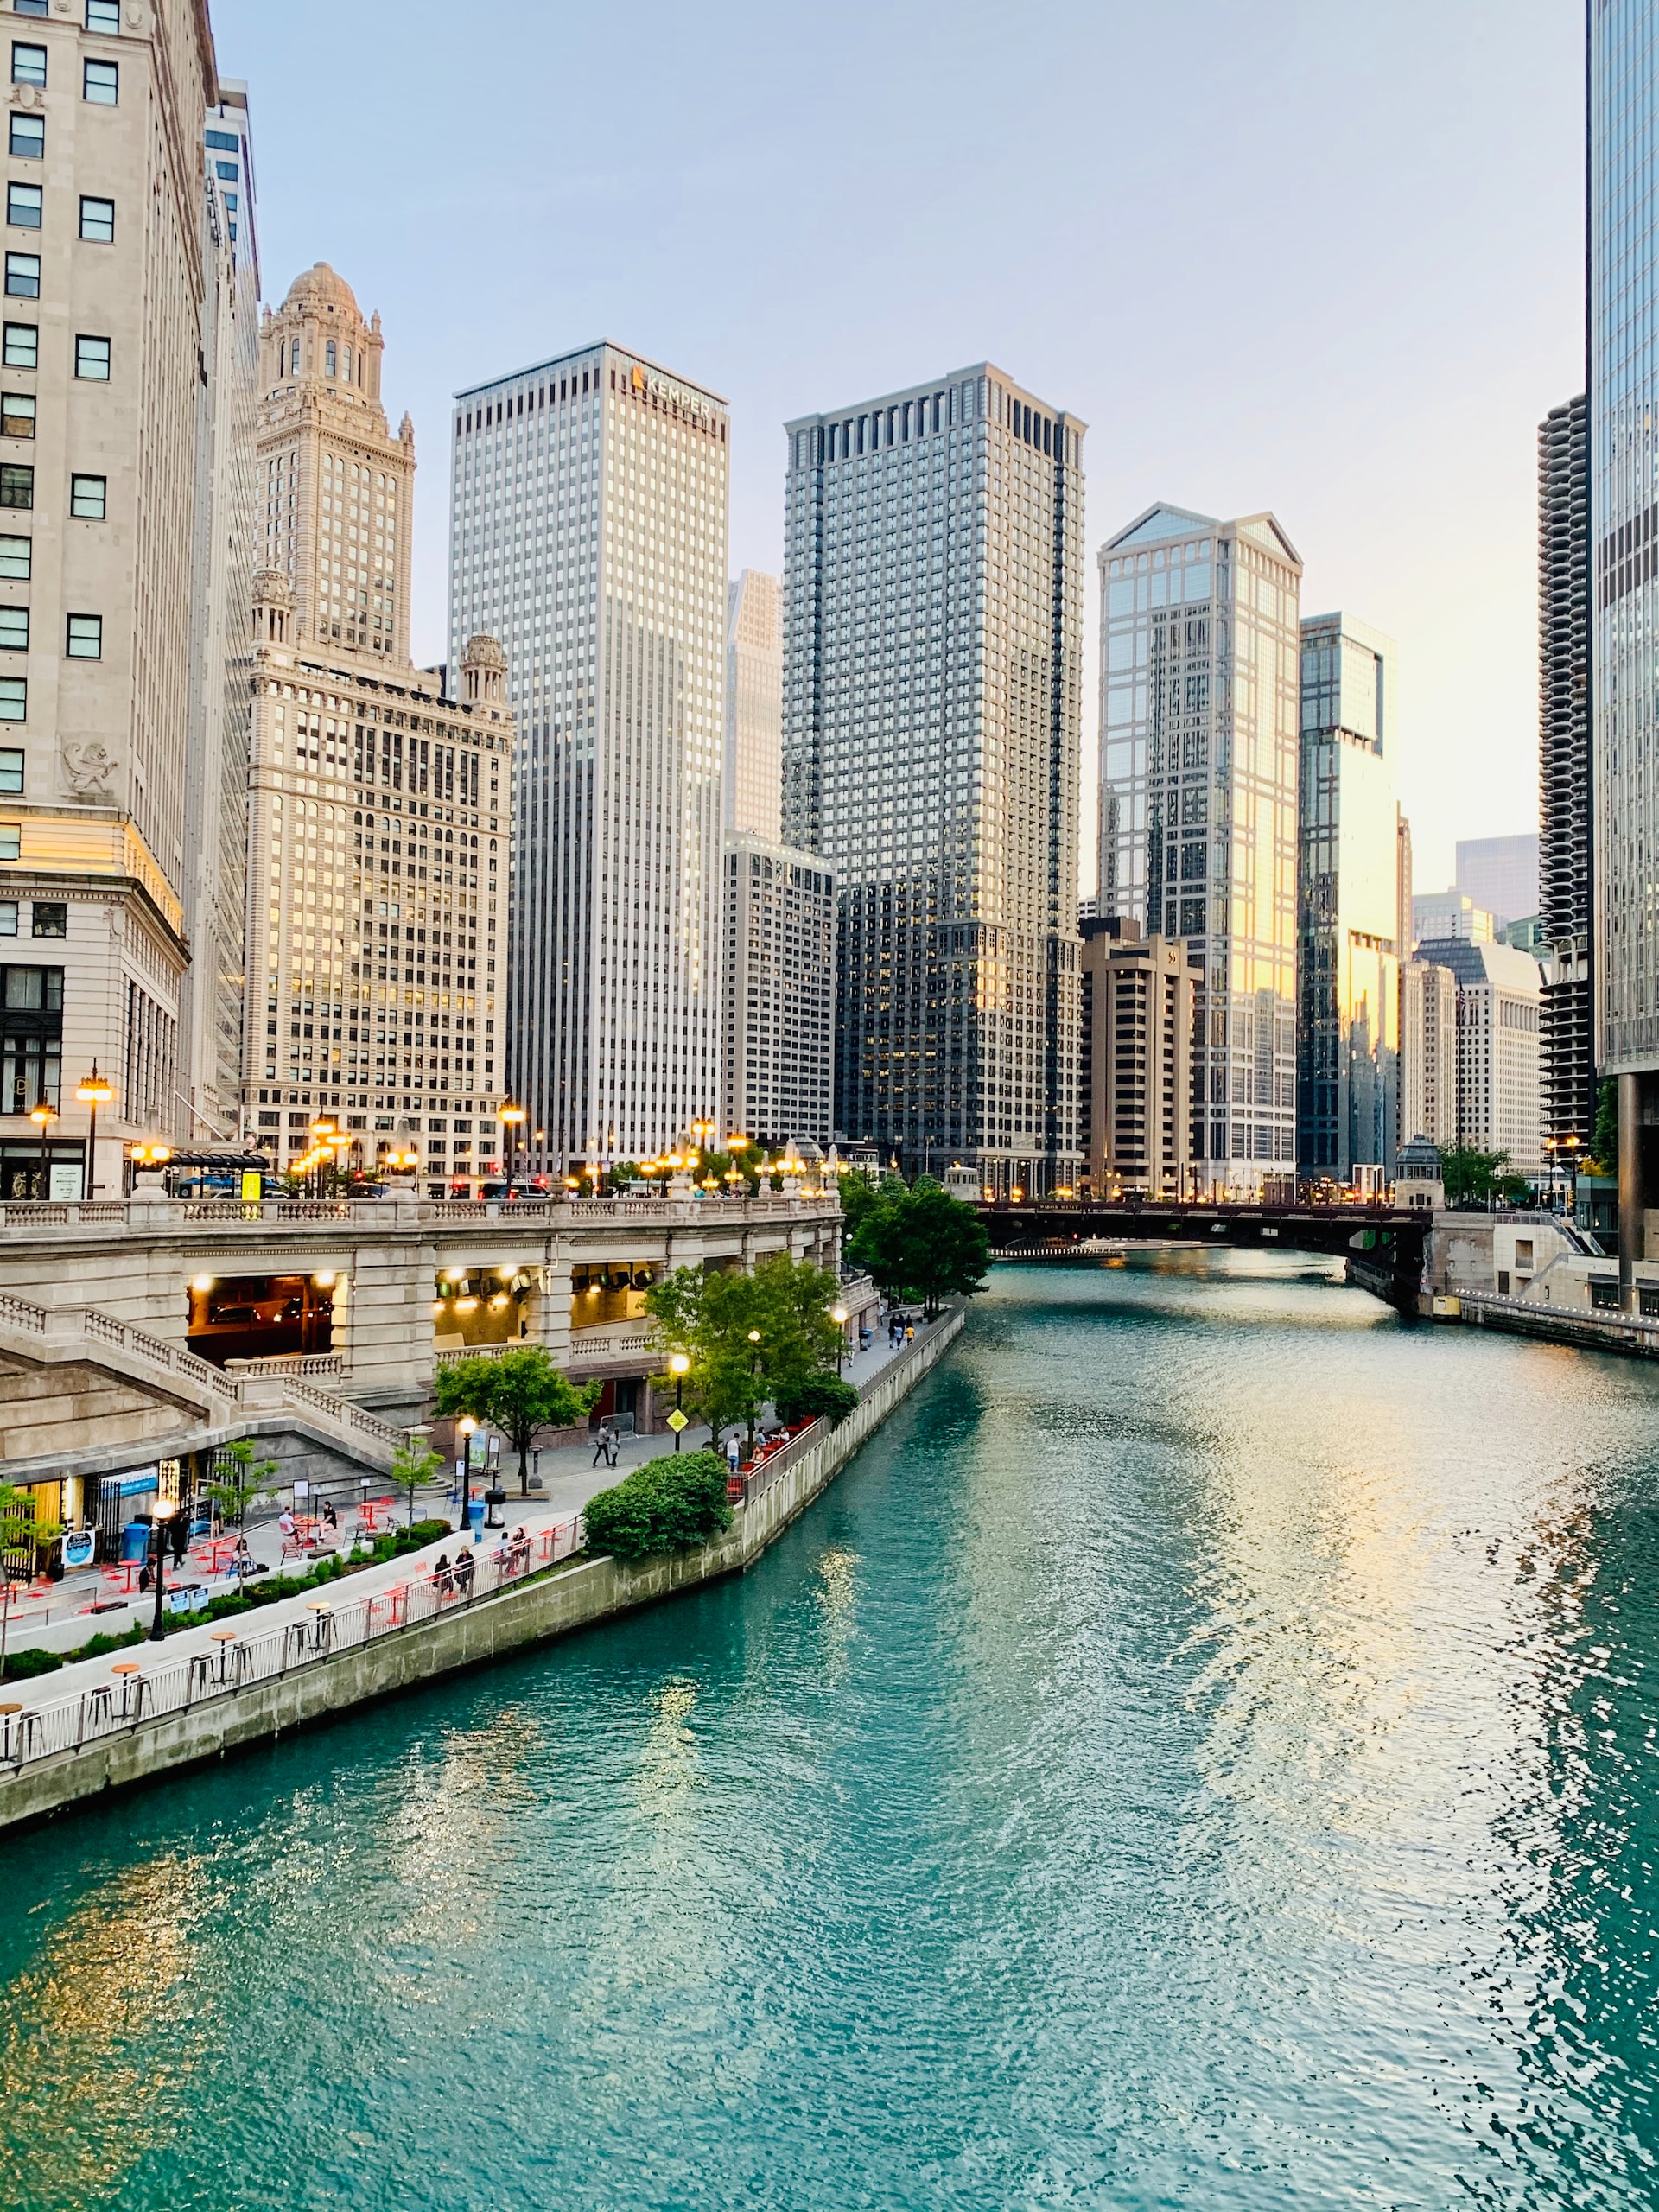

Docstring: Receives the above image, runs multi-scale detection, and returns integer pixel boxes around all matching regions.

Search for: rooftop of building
[454,343,727,410]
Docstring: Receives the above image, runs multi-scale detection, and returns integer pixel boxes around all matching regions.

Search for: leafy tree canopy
[646,1254,846,1449]
[847,1175,990,1317]
[1440,1146,1533,1208]
[434,1347,599,1491]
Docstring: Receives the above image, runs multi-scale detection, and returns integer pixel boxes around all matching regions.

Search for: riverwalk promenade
[0,1307,963,1831]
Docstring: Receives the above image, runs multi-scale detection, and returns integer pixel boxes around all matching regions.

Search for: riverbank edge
[0,1309,964,1835]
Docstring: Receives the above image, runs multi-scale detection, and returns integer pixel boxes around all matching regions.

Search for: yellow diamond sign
[665,1408,690,1433]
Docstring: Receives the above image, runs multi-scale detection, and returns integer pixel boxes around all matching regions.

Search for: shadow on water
[3,1249,1659,2210]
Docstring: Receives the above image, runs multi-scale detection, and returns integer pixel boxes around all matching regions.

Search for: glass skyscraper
[1295,613,1402,1183]
[1097,506,1301,1195]
[1539,393,1593,1157]
[783,366,1084,1196]
[448,348,728,1173]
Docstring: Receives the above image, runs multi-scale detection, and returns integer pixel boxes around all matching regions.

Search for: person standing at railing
[455,1545,475,1598]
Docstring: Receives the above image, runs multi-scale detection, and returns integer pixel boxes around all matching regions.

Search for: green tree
[434,1347,599,1495]
[849,1176,991,1318]
[391,1434,447,1529]
[206,1437,279,1526]
[1440,1147,1534,1209]
[1590,1079,1618,1176]
[646,1254,847,1455]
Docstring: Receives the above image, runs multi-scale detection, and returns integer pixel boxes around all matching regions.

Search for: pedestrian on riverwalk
[455,1545,475,1597]
[725,1432,741,1477]
[592,1420,613,1468]
[607,1426,620,1469]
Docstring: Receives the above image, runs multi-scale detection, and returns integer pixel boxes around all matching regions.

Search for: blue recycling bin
[467,1497,485,1539]
[121,1522,151,1564]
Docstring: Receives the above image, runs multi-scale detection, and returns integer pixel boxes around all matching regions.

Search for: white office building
[722,833,834,1148]
[1419,936,1542,1172]
[783,366,1084,1196]
[726,569,781,842]
[448,347,728,1173]
[1097,505,1302,1195]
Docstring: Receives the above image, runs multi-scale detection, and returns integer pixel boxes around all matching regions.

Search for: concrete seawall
[0,1308,964,1834]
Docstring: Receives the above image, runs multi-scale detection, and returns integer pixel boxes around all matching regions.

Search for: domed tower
[256,264,414,659]
[461,633,508,707]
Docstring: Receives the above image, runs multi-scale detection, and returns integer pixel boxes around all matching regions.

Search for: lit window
[0,536,29,578]
[82,57,117,103]
[65,612,99,658]
[0,678,23,721]
[3,323,34,370]
[10,41,43,84]
[3,253,38,298]
[0,462,30,508]
[30,899,63,936]
[0,393,30,439]
[69,473,103,518]
[78,195,113,243]
[73,334,109,380]
[5,182,39,229]
[0,607,25,652]
[8,113,41,159]
[86,0,120,26]
[0,749,19,792]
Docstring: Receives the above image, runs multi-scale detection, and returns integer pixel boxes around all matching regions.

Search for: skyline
[217,0,1583,898]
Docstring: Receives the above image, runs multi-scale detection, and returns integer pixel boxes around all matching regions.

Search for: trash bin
[467,1497,486,1539]
[484,1484,507,1529]
[121,1522,151,1564]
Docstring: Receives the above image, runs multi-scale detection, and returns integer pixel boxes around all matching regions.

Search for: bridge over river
[978,1198,1428,1309]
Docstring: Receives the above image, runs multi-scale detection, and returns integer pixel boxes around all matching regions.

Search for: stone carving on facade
[61,739,116,804]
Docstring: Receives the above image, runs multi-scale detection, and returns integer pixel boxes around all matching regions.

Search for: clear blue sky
[217,0,1583,896]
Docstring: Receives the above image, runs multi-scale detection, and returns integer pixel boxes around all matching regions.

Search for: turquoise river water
[3,1251,1659,2209]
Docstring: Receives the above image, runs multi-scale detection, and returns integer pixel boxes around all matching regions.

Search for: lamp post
[310,1118,336,1198]
[668,1351,690,1451]
[830,1303,849,1378]
[148,1502,175,1643]
[456,1414,476,1522]
[74,1064,113,1198]
[746,1327,761,1461]
[29,1100,57,1199]
[500,1102,526,1200]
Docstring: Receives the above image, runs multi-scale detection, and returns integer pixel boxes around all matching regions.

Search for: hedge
[582,1451,734,1563]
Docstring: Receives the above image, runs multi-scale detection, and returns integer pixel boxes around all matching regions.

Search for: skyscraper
[1455,834,1539,929]
[726,569,781,842]
[241,272,514,1190]
[722,834,834,1148]
[179,80,260,1148]
[0,2,228,1196]
[1296,612,1402,1182]
[1416,937,1542,1172]
[1077,918,1196,1199]
[449,347,728,1174]
[1400,957,1458,1150]
[1539,393,1593,1160]
[1591,7,1659,1294]
[1098,506,1301,1196]
[784,367,1084,1196]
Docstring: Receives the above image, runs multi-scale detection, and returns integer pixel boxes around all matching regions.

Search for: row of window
[13,0,120,24]
[7,181,114,244]
[0,467,105,514]
[0,899,62,935]
[0,611,99,658]
[10,42,118,101]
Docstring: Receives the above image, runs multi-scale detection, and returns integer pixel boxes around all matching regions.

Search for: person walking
[592,1419,613,1468]
[606,1426,620,1470]
[725,1432,741,1478]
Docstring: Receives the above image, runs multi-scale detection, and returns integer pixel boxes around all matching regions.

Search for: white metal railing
[0,1515,588,1775]
[1459,1288,1659,1337]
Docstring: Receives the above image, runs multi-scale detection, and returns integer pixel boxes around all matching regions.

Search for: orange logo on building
[631,364,645,393]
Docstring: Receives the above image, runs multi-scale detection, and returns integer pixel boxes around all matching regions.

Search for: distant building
[1296,612,1402,1181]
[1097,505,1301,1196]
[1538,394,1593,1157]
[725,570,782,842]
[1419,937,1542,1172]
[1456,834,1539,930]
[1395,1134,1446,1211]
[721,834,834,1149]
[1412,890,1495,947]
[1400,960,1459,1151]
[1078,918,1197,1198]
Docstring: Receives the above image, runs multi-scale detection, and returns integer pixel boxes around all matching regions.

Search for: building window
[0,535,29,578]
[82,58,117,103]
[326,340,336,377]
[213,159,236,181]
[0,750,19,793]
[0,677,23,719]
[12,2,48,17]
[4,253,38,298]
[73,334,109,380]
[69,473,104,518]
[29,900,61,936]
[7,112,41,159]
[5,182,39,230]
[86,0,119,26]
[3,323,34,370]
[0,393,31,439]
[0,824,18,861]
[0,462,30,507]
[78,195,113,243]
[2,959,61,1112]
[0,607,26,652]
[0,903,16,936]
[65,613,99,658]
[10,42,44,86]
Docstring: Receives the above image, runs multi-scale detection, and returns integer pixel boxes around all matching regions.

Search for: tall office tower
[1456,834,1539,929]
[0,3,226,1196]
[1098,506,1301,1197]
[178,80,260,1149]
[784,367,1084,1197]
[1396,810,1413,955]
[1592,9,1659,1291]
[1417,937,1542,1171]
[1077,916,1196,1198]
[1538,394,1593,1159]
[1295,613,1402,1182]
[241,276,514,1195]
[449,347,728,1174]
[726,569,781,842]
[1413,889,1495,945]
[1400,957,1459,1149]
[721,834,834,1147]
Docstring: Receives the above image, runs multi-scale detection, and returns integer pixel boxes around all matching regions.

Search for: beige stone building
[1078,918,1197,1198]
[0,1,234,1196]
[241,266,515,1196]
[725,568,781,842]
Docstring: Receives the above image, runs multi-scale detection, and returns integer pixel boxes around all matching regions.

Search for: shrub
[582,1451,734,1563]
[774,1375,859,1427]
[206,1592,252,1621]
[399,1518,452,1550]
[1,1645,62,1680]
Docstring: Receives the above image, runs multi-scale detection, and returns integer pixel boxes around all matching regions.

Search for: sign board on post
[293,1479,309,1500]
[467,1434,488,1468]
[61,1528,95,1570]
[665,1408,689,1433]
[48,1164,83,1201]
[240,1170,263,1203]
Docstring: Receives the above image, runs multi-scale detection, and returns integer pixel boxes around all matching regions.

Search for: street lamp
[74,1064,113,1198]
[500,1101,526,1199]
[746,1327,762,1461]
[310,1118,336,1198]
[148,1502,175,1643]
[455,1414,476,1522]
[669,1350,690,1452]
[830,1303,849,1377]
[29,1100,56,1198]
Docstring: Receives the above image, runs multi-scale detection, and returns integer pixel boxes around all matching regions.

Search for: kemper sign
[628,361,714,423]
